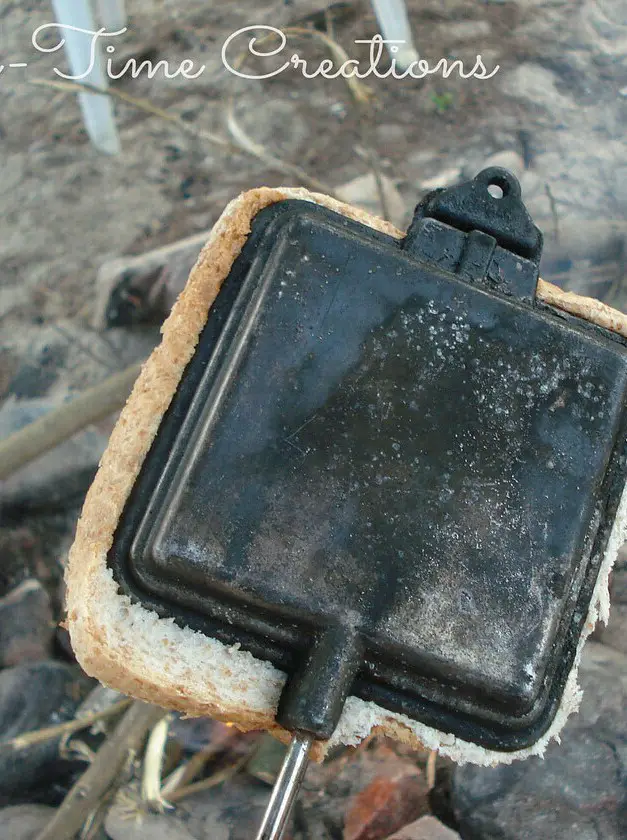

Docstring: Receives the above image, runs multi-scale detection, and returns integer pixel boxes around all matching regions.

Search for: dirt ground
[1,0,626,338]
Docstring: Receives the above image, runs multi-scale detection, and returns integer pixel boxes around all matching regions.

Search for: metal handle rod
[255,732,314,840]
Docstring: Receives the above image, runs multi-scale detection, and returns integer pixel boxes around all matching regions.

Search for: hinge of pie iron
[402,167,543,302]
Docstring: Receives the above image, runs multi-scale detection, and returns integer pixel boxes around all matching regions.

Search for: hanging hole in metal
[255,731,314,840]
[487,183,504,199]
[474,167,521,202]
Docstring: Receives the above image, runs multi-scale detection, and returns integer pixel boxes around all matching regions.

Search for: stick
[225,106,332,195]
[284,26,389,220]
[166,756,248,804]
[160,743,217,797]
[8,698,132,751]
[141,714,172,810]
[224,26,371,200]
[30,78,336,195]
[0,362,141,480]
[426,749,437,790]
[35,701,165,840]
[31,78,234,150]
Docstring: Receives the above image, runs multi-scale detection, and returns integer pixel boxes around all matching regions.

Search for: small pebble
[344,762,430,840]
[0,661,91,797]
[177,774,272,840]
[384,815,460,839]
[105,806,197,840]
[452,642,627,840]
[0,804,56,840]
[0,580,54,667]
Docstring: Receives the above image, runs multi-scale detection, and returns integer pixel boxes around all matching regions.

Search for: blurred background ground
[0,1,626,838]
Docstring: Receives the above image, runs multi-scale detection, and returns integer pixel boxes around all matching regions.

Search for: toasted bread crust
[66,187,627,765]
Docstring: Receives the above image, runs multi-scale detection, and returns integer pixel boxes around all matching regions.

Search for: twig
[324,7,336,40]
[0,361,142,480]
[165,755,248,804]
[79,795,115,840]
[287,25,388,221]
[604,241,626,307]
[284,25,389,220]
[35,702,165,840]
[141,714,173,811]
[355,145,392,223]
[282,27,374,106]
[59,737,96,765]
[426,749,437,790]
[7,698,132,751]
[161,742,223,797]
[30,78,233,150]
[544,183,559,243]
[224,106,332,194]
[224,25,374,201]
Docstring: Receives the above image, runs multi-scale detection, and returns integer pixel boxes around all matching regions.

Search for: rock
[5,322,155,400]
[0,396,108,513]
[92,233,210,329]
[538,219,627,268]
[336,173,408,230]
[176,775,272,840]
[169,715,255,761]
[439,21,491,42]
[0,526,46,594]
[0,661,91,798]
[374,124,409,146]
[519,171,543,201]
[297,741,427,839]
[7,341,68,400]
[344,762,430,840]
[384,815,460,839]
[0,580,54,667]
[95,246,205,331]
[452,642,627,840]
[105,806,197,840]
[500,64,574,112]
[169,715,233,754]
[478,151,525,182]
[235,98,310,160]
[246,733,288,785]
[418,168,462,194]
[0,804,56,840]
[75,684,125,720]
[579,0,627,55]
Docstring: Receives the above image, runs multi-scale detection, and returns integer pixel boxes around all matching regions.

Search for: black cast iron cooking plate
[109,169,627,751]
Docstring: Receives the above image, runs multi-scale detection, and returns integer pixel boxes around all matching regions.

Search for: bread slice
[66,187,627,765]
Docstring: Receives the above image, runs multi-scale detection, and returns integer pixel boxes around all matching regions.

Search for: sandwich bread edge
[65,186,627,765]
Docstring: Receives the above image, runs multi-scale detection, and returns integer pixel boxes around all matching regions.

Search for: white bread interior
[66,187,627,765]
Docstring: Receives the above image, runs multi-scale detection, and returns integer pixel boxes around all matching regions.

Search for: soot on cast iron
[109,168,627,751]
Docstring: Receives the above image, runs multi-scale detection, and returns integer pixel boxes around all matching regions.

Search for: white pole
[97,0,127,31]
[51,0,121,154]
[370,0,419,70]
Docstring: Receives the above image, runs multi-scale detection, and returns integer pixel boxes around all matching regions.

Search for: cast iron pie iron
[66,168,627,840]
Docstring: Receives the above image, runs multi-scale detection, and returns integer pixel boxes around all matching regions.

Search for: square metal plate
[110,199,627,750]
